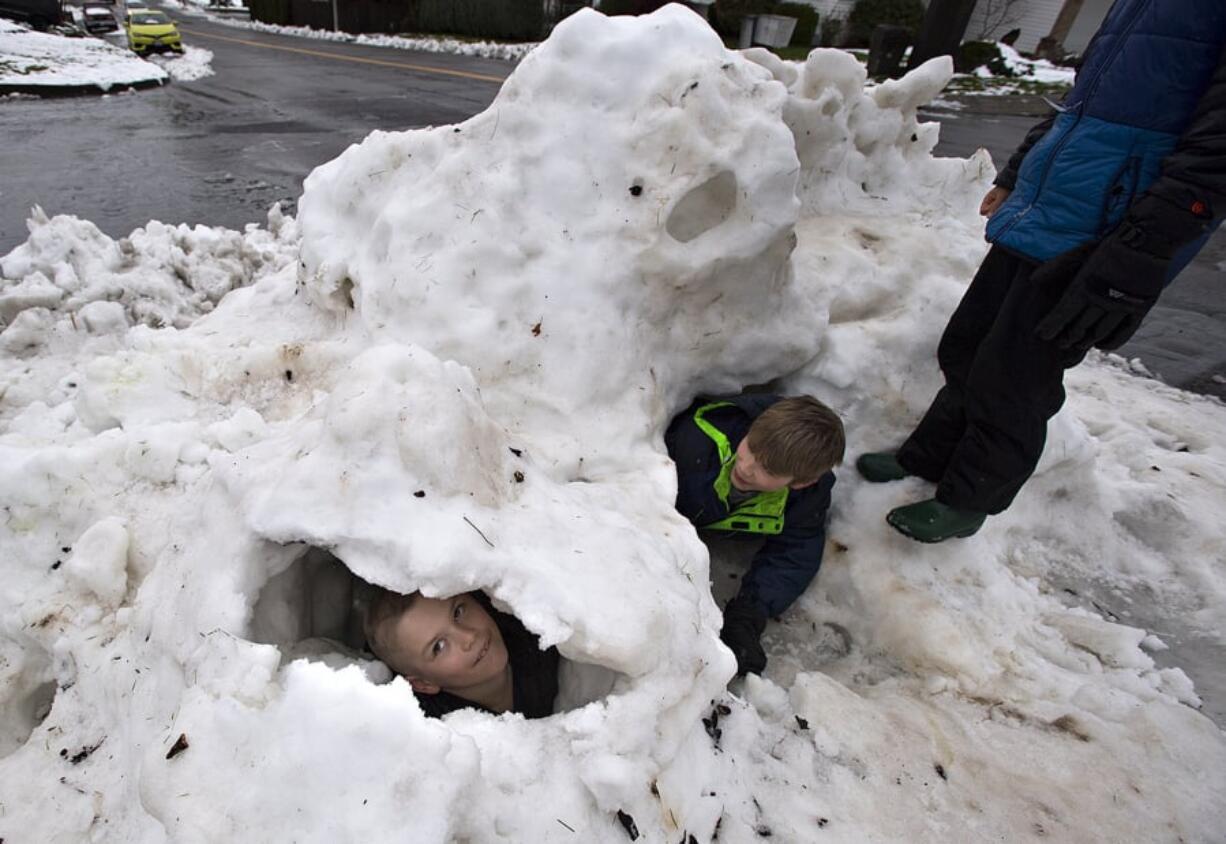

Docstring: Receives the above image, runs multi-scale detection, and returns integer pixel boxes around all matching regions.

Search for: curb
[936,93,1055,117]
[0,75,168,97]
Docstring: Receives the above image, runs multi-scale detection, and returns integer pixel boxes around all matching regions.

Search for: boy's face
[731,438,817,492]
[379,593,509,696]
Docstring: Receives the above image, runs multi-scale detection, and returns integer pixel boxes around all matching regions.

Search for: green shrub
[599,0,672,14]
[712,0,775,37]
[819,15,844,46]
[248,0,290,25]
[774,2,818,47]
[956,40,1013,76]
[417,0,543,41]
[846,0,923,47]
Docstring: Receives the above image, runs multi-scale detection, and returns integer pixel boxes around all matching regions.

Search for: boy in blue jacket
[858,1,1226,543]
[665,394,845,676]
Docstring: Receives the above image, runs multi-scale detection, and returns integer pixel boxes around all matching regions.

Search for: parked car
[0,0,62,29]
[82,3,119,34]
[125,8,183,54]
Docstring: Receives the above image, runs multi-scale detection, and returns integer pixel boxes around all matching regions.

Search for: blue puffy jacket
[987,0,1226,279]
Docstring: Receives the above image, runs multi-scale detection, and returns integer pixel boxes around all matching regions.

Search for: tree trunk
[1035,0,1086,61]
[909,0,979,69]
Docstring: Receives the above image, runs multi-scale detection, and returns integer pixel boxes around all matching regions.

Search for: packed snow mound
[298,6,815,472]
[0,205,295,332]
[744,48,990,217]
[1,5,1225,843]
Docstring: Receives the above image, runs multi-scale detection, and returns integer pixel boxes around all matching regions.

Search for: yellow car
[125,9,183,55]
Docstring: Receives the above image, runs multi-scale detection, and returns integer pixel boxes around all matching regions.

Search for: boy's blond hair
[745,396,845,484]
[363,587,419,660]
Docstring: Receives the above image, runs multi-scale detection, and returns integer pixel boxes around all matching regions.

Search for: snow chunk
[77,301,128,335]
[64,517,129,607]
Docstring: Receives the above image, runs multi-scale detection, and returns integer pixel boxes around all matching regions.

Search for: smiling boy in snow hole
[364,588,559,718]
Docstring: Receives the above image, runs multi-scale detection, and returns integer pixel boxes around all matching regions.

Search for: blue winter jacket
[986,0,1226,277]
[665,395,835,617]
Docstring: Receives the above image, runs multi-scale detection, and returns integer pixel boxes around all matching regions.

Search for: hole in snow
[1,656,56,761]
[249,547,620,717]
[666,170,737,243]
[249,547,382,675]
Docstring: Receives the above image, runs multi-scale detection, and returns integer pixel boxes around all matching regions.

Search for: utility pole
[1035,0,1086,61]
[909,0,978,69]
[332,0,339,32]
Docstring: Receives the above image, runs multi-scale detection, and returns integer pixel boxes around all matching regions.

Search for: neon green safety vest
[692,402,788,536]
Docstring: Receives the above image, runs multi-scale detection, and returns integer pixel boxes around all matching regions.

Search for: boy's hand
[720,595,768,677]
[979,186,1011,217]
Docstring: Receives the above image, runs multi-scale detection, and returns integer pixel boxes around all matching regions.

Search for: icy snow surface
[148,46,214,81]
[0,18,168,89]
[1,6,1224,842]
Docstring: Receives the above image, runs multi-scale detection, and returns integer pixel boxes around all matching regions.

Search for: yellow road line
[177,26,507,83]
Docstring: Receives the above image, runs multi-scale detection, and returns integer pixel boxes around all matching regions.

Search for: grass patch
[0,59,50,75]
[945,74,1070,97]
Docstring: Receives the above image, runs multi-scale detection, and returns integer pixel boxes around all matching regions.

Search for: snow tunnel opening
[1,646,56,761]
[248,545,621,716]
[666,170,738,243]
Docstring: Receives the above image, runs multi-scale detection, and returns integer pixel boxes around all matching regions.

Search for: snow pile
[0,18,168,90]
[1,6,1224,842]
[165,0,536,62]
[148,45,214,81]
[973,41,1076,85]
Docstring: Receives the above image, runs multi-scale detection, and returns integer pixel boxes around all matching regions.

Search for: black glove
[1033,245,1160,353]
[1035,193,1214,353]
[720,594,768,677]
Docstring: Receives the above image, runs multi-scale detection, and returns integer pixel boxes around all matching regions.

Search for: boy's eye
[431,639,446,657]
[453,602,465,621]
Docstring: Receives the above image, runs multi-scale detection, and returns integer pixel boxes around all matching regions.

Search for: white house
[801,0,1113,54]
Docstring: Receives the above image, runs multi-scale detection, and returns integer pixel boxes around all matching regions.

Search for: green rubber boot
[886,498,986,543]
[856,452,911,483]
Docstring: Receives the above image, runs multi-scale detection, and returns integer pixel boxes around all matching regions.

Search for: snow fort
[2,5,1224,842]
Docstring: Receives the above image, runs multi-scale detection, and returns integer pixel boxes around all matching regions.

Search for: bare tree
[972,0,1025,41]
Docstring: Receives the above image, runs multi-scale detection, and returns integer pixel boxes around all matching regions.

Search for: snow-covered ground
[952,40,1076,97]
[163,0,537,62]
[1,7,1223,842]
[0,18,167,90]
[991,42,1076,85]
[147,45,214,81]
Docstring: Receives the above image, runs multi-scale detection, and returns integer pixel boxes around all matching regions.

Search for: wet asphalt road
[0,11,510,245]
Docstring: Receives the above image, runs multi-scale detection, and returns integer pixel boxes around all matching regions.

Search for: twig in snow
[463,516,494,548]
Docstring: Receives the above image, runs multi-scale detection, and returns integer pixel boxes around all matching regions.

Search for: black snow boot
[856,452,912,483]
[886,498,986,543]
[721,594,768,676]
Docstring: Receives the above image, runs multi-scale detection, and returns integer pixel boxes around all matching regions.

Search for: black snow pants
[895,246,1087,515]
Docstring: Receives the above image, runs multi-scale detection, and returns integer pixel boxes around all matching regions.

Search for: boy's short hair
[745,396,846,484]
[364,587,419,660]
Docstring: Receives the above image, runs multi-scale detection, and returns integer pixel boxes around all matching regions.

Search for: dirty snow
[0,6,1223,843]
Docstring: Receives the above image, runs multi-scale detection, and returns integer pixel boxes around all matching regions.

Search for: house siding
[966,0,1111,54]
[794,0,1110,55]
